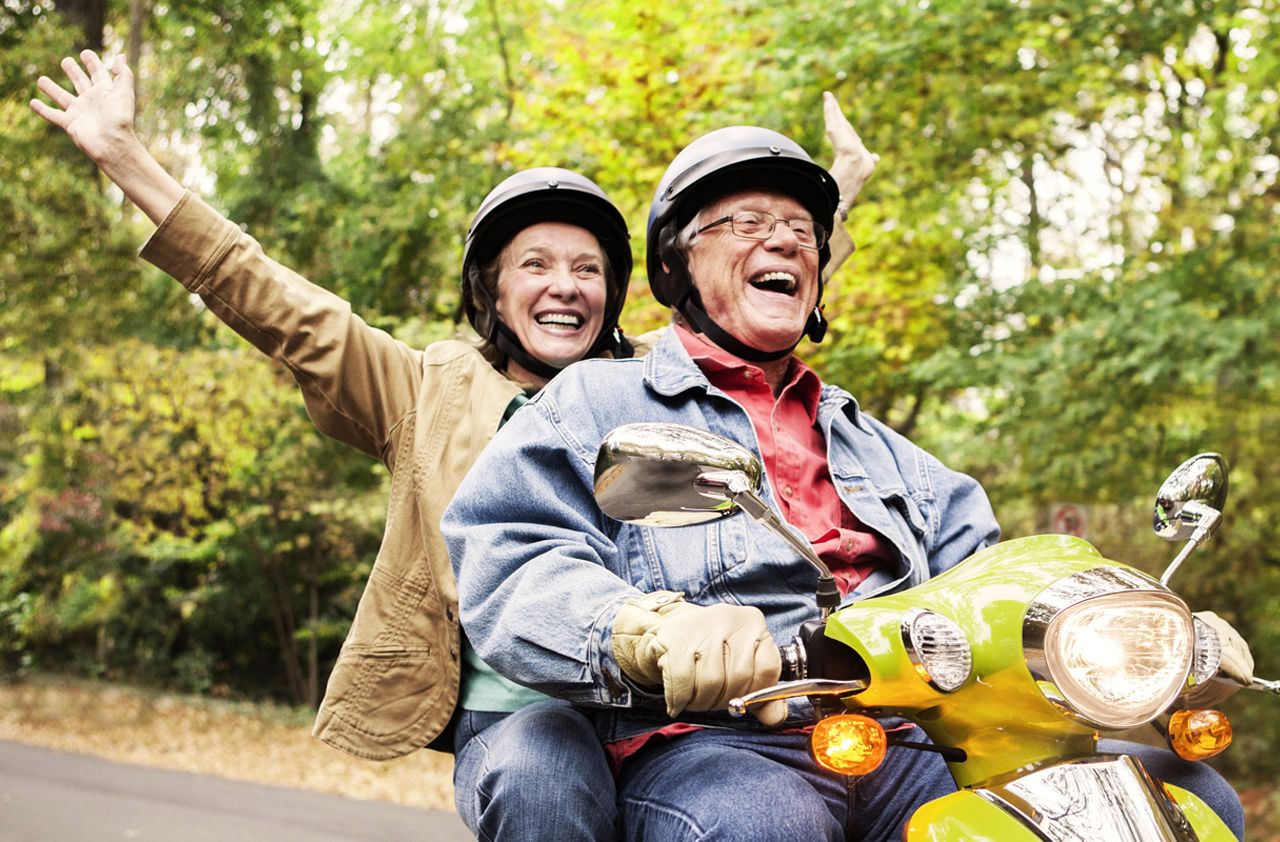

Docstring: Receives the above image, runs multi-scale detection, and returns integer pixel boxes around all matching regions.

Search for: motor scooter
[593,423,1278,840]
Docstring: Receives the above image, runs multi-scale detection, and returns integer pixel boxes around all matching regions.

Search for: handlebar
[1248,677,1280,696]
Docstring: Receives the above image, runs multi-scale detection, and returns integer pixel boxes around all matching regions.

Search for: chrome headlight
[1025,567,1194,729]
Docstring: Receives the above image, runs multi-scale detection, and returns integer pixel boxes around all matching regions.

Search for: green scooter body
[821,534,1234,837]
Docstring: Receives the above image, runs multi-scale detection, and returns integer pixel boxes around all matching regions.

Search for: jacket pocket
[879,488,933,543]
[327,644,443,739]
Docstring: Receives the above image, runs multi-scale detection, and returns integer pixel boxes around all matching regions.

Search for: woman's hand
[823,91,880,213]
[31,50,138,168]
[30,50,183,224]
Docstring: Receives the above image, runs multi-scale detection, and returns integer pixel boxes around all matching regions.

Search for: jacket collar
[643,325,715,397]
[643,325,871,434]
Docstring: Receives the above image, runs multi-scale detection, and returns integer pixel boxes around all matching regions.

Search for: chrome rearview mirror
[593,422,761,526]
[1153,453,1228,541]
[1153,453,1228,587]
[594,423,840,616]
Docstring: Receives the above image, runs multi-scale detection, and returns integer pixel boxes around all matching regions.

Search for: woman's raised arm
[31,50,184,225]
[820,91,880,278]
[823,90,879,211]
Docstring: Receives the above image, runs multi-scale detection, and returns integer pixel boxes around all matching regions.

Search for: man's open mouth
[749,271,797,294]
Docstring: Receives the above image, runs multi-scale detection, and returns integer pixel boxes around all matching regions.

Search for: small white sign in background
[1049,503,1088,539]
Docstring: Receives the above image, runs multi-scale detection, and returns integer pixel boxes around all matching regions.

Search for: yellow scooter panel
[1166,784,1237,842]
[904,791,1036,840]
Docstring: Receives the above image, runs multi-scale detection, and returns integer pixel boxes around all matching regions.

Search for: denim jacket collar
[644,326,872,434]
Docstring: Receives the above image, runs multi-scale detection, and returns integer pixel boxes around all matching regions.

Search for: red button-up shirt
[675,325,893,594]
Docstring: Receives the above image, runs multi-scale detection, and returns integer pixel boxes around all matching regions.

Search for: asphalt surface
[0,740,472,841]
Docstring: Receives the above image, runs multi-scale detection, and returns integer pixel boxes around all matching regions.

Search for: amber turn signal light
[1167,708,1233,761]
[811,714,888,776]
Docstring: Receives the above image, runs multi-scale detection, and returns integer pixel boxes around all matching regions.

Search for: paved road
[0,740,472,841]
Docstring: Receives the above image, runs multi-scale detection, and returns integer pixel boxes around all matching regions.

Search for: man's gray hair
[675,210,703,261]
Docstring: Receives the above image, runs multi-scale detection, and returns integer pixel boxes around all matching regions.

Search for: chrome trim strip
[977,755,1199,841]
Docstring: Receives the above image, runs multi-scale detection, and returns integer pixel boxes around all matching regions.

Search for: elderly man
[442,127,1245,839]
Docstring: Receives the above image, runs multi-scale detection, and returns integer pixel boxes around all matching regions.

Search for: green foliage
[1,341,384,700]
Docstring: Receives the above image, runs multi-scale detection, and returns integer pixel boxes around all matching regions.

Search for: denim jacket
[443,327,999,742]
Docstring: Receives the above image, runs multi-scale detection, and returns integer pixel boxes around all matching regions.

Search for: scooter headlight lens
[1044,592,1193,728]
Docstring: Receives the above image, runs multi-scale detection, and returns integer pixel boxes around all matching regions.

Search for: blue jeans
[453,700,619,842]
[616,724,953,842]
[613,729,1244,842]
[1100,739,1244,840]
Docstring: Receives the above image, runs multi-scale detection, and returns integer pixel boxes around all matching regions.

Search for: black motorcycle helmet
[462,167,633,380]
[646,126,839,362]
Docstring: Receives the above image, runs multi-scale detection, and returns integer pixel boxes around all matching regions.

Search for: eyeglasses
[696,210,827,250]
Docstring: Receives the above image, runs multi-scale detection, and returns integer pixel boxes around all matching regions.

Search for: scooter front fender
[1166,784,1237,842]
[903,782,1235,841]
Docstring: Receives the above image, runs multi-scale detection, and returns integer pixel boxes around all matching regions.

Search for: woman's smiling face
[494,221,608,384]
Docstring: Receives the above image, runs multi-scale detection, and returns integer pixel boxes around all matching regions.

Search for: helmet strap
[677,288,795,363]
[494,321,632,382]
[473,268,631,381]
[493,321,563,382]
[595,326,635,359]
[805,306,828,343]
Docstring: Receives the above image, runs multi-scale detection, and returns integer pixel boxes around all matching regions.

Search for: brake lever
[728,678,868,717]
[1247,677,1280,696]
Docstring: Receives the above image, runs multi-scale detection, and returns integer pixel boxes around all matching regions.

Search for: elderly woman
[31,50,877,840]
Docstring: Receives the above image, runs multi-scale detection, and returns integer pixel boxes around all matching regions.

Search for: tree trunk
[128,0,147,94]
[307,552,319,709]
[53,0,105,51]
[484,0,516,121]
[1020,152,1041,276]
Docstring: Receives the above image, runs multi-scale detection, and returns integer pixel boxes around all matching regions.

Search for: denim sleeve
[921,450,1002,576]
[442,391,641,708]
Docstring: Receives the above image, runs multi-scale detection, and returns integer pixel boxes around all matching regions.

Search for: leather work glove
[1184,610,1255,708]
[612,591,786,725]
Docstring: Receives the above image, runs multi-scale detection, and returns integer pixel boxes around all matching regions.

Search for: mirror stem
[1159,503,1221,587]
[722,479,840,619]
[1248,677,1280,697]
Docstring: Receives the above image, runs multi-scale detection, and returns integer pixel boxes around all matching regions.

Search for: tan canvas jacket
[141,192,523,760]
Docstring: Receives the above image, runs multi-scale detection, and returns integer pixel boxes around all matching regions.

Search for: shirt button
[784,486,794,497]
[844,539,855,552]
